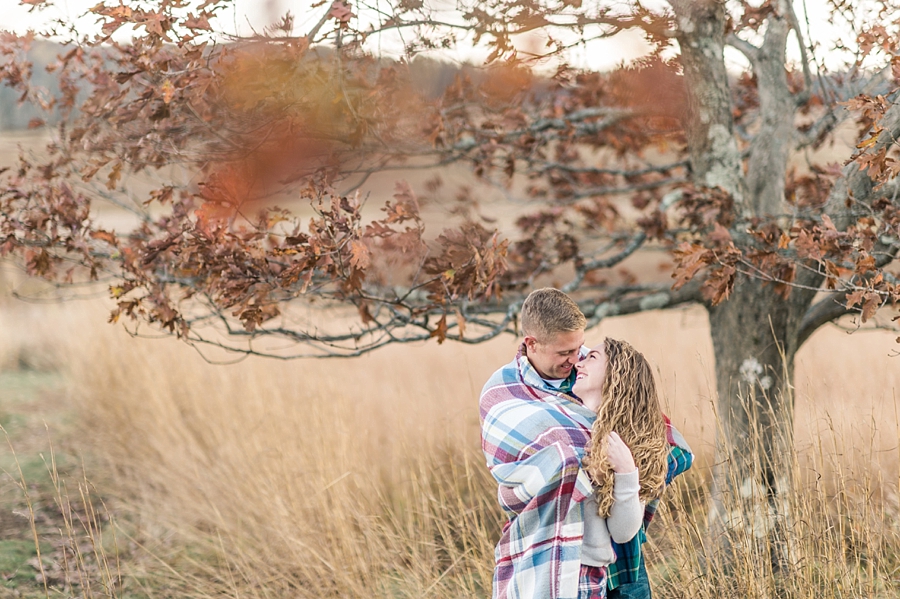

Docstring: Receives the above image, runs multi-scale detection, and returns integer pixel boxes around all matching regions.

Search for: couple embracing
[480,288,693,599]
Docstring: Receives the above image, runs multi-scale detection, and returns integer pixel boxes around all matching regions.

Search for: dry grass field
[1,266,900,597]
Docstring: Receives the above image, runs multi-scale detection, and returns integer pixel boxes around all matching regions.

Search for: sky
[2,0,860,73]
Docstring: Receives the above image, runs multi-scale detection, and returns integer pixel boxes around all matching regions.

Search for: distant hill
[2,39,886,136]
[0,39,486,132]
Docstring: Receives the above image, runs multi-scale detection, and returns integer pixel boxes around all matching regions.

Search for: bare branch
[562,232,647,293]
[533,160,689,178]
[570,177,687,200]
[447,107,636,148]
[726,32,761,64]
[582,279,705,328]
[785,1,814,105]
[797,291,853,348]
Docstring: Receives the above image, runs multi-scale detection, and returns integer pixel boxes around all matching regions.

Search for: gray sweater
[581,469,643,567]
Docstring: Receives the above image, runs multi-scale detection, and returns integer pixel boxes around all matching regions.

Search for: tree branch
[725,32,761,64]
[796,67,891,149]
[795,109,839,150]
[785,0,813,105]
[797,243,900,347]
[570,177,686,200]
[824,96,900,228]
[448,107,635,147]
[797,291,852,348]
[533,159,689,177]
[562,232,647,293]
[582,279,704,328]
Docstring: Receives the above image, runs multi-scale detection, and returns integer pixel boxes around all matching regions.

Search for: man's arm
[482,395,594,517]
[490,440,594,516]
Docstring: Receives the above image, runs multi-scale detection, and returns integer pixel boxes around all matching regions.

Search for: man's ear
[523,335,538,352]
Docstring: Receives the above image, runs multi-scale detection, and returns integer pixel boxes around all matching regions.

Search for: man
[479,288,693,599]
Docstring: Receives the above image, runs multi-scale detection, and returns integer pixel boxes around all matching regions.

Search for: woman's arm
[604,432,643,543]
[606,469,644,543]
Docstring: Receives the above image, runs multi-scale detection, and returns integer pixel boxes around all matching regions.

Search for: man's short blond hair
[521,288,586,341]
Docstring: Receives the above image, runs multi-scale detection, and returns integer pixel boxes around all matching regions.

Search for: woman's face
[573,344,608,413]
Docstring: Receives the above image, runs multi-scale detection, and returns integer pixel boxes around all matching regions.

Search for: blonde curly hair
[583,338,668,518]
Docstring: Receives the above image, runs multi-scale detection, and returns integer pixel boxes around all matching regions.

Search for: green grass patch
[0,538,52,589]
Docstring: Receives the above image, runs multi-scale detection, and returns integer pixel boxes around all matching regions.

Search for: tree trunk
[670,0,746,203]
[669,0,807,571]
[706,275,817,572]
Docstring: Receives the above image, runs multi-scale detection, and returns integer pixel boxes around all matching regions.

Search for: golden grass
[2,271,900,596]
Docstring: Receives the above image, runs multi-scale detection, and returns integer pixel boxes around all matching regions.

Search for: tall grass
[2,287,900,597]
[54,301,507,597]
[647,397,900,599]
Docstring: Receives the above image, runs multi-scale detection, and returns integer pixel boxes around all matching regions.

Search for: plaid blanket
[480,345,694,599]
[480,345,596,599]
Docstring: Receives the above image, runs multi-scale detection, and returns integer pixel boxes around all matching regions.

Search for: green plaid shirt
[606,443,693,589]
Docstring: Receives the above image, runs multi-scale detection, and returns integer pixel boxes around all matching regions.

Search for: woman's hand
[606,432,636,474]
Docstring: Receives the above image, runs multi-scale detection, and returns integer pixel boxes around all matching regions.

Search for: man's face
[525,329,585,380]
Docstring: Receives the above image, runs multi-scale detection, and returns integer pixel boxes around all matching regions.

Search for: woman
[571,338,669,599]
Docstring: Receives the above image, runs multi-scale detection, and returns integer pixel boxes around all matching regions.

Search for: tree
[2,0,900,565]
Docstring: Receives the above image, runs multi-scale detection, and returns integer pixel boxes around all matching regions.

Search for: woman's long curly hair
[583,338,668,518]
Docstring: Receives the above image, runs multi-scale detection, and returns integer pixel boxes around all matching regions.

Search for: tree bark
[670,0,809,571]
[705,276,818,571]
[743,7,794,217]
[670,0,745,203]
